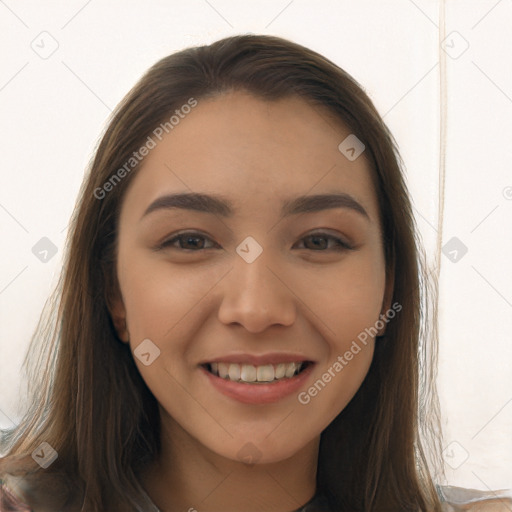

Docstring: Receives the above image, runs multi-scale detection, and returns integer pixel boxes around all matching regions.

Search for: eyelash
[157,231,355,253]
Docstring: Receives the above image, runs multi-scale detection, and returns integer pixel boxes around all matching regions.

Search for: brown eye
[159,232,217,251]
[295,232,354,252]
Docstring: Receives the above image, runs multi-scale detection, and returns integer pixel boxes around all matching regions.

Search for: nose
[217,252,296,333]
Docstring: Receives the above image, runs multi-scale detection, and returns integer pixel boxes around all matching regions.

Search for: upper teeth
[209,362,304,383]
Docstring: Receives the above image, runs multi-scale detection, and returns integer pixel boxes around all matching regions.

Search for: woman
[1,34,510,512]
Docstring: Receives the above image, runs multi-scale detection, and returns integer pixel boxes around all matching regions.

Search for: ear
[106,284,130,343]
[377,263,395,337]
[109,297,130,343]
[104,264,131,343]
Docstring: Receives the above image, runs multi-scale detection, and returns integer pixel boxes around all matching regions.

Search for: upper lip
[200,353,315,366]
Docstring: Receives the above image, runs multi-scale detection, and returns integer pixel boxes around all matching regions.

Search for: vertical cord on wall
[438,0,447,259]
[432,0,448,486]
[421,0,449,488]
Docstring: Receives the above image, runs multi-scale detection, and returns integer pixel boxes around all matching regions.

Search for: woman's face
[112,91,391,465]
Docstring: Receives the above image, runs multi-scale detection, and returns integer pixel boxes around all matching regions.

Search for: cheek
[117,253,218,423]
[297,287,378,426]
[295,254,386,344]
[294,254,384,412]
[117,251,216,341]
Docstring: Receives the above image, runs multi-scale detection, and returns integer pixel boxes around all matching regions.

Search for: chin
[211,436,311,466]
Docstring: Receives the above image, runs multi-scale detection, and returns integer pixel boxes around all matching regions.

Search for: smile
[200,360,315,405]
[204,361,311,383]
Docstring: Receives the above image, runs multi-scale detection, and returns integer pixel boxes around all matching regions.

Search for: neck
[140,411,319,512]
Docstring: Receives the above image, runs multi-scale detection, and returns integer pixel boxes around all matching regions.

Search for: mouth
[202,361,313,384]
[199,360,315,405]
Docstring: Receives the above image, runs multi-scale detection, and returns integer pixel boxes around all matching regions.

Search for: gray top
[2,477,512,511]
[138,483,512,512]
[437,484,512,511]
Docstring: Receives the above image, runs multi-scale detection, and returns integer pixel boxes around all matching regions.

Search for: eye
[293,231,354,252]
[157,231,354,253]
[158,232,218,251]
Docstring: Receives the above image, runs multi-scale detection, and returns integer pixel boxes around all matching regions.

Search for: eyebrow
[141,192,370,221]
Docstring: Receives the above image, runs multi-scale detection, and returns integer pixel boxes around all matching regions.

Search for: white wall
[0,0,510,492]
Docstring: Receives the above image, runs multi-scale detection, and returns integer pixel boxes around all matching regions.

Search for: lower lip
[200,363,315,405]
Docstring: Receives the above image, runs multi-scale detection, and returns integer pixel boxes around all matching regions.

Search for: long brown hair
[0,34,444,511]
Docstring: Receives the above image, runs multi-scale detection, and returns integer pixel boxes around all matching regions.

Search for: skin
[110,91,393,512]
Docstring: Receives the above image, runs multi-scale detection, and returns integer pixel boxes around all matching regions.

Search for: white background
[0,0,511,492]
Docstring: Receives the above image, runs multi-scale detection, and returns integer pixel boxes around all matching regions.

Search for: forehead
[121,91,380,224]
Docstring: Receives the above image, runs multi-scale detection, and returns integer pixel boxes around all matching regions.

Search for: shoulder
[438,484,512,511]
[1,474,80,512]
[0,478,32,511]
[459,502,512,511]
